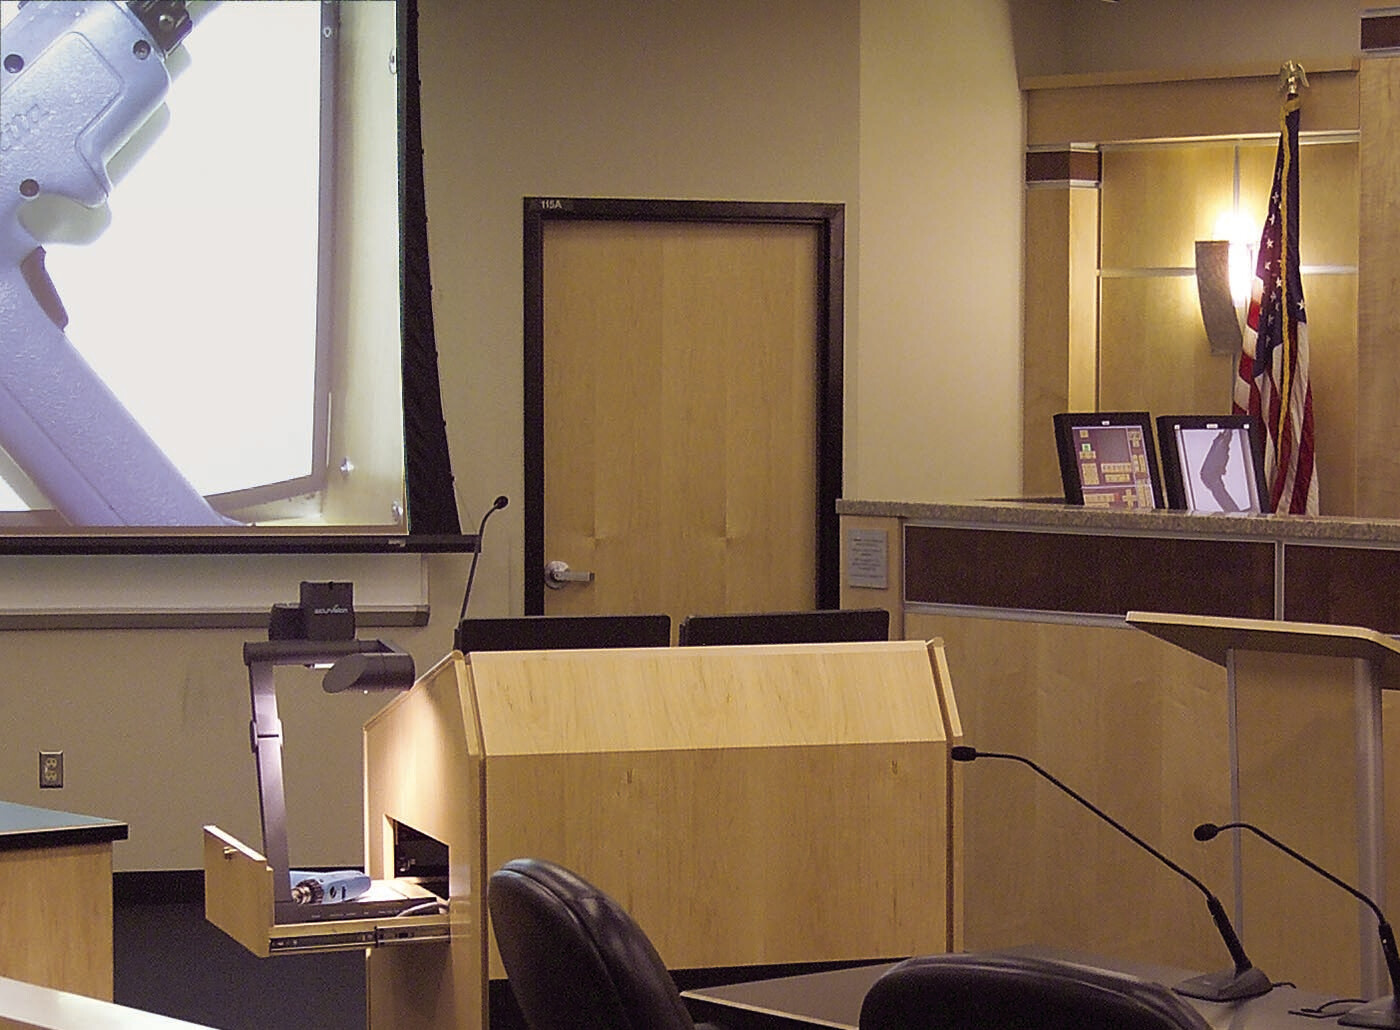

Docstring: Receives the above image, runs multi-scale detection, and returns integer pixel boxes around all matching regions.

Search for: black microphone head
[460,494,510,623]
[950,745,978,763]
[1194,823,1221,842]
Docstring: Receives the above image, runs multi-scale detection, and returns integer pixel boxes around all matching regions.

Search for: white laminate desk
[0,976,216,1030]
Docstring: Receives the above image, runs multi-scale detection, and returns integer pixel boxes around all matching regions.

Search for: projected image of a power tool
[0,0,233,526]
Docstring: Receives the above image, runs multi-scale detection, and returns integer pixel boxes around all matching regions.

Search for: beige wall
[422,0,861,615]
[852,0,1025,502]
[0,0,1375,872]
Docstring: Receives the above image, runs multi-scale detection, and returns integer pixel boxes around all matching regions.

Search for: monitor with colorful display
[1053,412,1163,510]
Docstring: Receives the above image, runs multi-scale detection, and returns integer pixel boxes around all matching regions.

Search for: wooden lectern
[1128,611,1400,997]
[206,639,963,1030]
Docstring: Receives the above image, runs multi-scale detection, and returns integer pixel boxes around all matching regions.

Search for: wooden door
[523,199,844,628]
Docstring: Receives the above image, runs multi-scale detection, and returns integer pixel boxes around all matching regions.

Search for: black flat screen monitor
[1053,412,1163,510]
[1156,414,1269,514]
[678,608,890,646]
[454,614,672,654]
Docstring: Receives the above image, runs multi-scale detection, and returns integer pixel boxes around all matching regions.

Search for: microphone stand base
[1339,996,1400,1029]
[1173,965,1273,1002]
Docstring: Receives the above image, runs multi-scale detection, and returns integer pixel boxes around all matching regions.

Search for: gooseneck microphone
[1196,821,1400,1028]
[951,746,1271,1002]
[457,495,509,626]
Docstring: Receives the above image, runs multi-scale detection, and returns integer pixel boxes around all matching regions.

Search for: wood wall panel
[1098,277,1235,413]
[1025,67,1359,148]
[1304,273,1359,515]
[1357,55,1400,517]
[905,612,1233,974]
[1067,189,1100,415]
[1298,141,1361,265]
[1100,146,1236,270]
[1022,185,1099,500]
[1022,189,1074,498]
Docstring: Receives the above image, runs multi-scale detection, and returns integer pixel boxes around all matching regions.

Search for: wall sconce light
[1194,239,1243,356]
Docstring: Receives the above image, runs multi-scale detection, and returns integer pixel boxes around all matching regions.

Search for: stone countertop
[836,498,1400,545]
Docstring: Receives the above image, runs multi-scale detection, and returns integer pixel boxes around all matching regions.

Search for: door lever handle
[544,559,595,589]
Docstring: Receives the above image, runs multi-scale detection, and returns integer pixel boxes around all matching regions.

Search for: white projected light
[0,1,408,531]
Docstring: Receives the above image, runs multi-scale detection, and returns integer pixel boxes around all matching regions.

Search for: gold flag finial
[1279,60,1309,98]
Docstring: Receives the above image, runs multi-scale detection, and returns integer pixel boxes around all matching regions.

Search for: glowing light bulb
[1213,211,1256,308]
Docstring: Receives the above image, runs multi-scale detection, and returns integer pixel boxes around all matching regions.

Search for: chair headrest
[488,857,696,1030]
[860,952,1212,1030]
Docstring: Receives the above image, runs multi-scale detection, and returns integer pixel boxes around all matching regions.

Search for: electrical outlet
[39,751,63,789]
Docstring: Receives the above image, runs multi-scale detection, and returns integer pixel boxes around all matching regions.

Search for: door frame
[522,197,846,615]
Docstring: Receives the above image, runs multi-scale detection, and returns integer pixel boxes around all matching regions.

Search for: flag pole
[1272,62,1305,486]
[1236,58,1319,515]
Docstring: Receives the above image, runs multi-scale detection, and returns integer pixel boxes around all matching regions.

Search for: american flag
[1232,96,1318,514]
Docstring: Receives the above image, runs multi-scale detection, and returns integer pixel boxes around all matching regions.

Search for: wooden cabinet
[0,802,127,1000]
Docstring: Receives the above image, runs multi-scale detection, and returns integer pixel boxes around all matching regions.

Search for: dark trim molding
[1026,148,1101,187]
[1361,10,1400,53]
[0,533,476,556]
[521,198,846,615]
[903,525,1276,621]
[1283,545,1400,632]
[114,869,205,906]
[0,606,429,632]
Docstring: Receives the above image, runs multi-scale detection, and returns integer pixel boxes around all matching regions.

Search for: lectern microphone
[950,746,1271,1002]
[1196,821,1400,1028]
[457,495,509,626]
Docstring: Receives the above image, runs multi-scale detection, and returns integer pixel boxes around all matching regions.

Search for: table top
[682,949,1363,1030]
[0,976,214,1029]
[835,497,1400,546]
[0,801,128,852]
[685,962,889,1029]
[1127,610,1400,682]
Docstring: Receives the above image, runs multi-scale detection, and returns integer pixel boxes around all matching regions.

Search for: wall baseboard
[115,869,205,905]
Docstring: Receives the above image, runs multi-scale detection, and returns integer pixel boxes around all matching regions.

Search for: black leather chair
[487,857,723,1030]
[858,952,1213,1030]
[678,607,890,646]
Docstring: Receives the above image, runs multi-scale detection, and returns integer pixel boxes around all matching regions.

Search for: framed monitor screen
[0,0,461,550]
[1053,412,1163,510]
[1156,414,1268,514]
